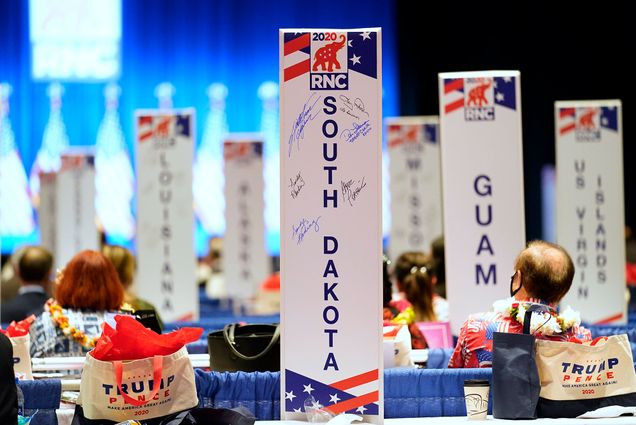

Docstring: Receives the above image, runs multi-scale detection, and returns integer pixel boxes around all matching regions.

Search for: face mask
[510,271,522,297]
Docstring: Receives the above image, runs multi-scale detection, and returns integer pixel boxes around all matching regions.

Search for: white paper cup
[464,379,489,420]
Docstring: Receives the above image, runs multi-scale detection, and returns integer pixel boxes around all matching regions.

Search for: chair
[417,321,454,348]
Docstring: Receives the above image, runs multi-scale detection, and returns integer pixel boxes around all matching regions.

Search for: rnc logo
[464,77,495,121]
[310,32,349,90]
[575,108,601,141]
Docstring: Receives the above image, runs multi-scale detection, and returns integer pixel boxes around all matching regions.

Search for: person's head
[429,236,445,279]
[102,245,136,289]
[382,255,392,307]
[55,250,124,310]
[17,246,53,286]
[393,251,428,291]
[511,240,575,304]
[401,263,436,322]
[207,236,223,272]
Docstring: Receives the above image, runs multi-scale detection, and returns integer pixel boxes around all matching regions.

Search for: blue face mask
[510,270,522,297]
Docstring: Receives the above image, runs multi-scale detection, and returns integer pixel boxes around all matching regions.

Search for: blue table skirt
[19,367,492,424]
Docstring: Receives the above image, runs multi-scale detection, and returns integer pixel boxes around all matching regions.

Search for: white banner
[223,136,269,301]
[39,153,99,270]
[438,71,526,335]
[556,100,625,324]
[280,28,383,421]
[135,110,197,322]
[38,172,58,262]
[386,116,442,259]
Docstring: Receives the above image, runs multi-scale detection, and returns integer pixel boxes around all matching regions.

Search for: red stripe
[176,312,195,321]
[139,130,153,142]
[444,98,464,114]
[284,33,310,56]
[444,79,464,94]
[388,138,403,148]
[559,123,576,135]
[139,116,153,125]
[594,312,624,325]
[325,391,379,415]
[330,369,378,391]
[560,108,575,118]
[284,59,310,82]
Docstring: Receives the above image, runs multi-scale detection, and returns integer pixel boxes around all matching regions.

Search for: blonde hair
[102,245,136,288]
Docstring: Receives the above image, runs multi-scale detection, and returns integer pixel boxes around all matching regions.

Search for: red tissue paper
[0,315,36,337]
[91,315,202,361]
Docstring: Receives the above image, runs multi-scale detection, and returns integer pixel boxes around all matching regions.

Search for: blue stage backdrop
[0,0,398,255]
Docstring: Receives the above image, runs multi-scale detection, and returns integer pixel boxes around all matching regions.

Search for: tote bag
[10,334,32,380]
[77,346,198,422]
[492,306,541,419]
[536,334,636,417]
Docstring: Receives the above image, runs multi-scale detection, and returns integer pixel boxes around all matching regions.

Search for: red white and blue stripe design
[560,106,618,136]
[285,369,379,415]
[223,141,263,160]
[443,78,465,114]
[558,107,577,135]
[443,77,516,115]
[283,33,311,82]
[138,114,190,143]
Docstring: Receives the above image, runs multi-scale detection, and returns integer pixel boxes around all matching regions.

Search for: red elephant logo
[466,78,492,107]
[312,34,346,72]
[578,109,597,130]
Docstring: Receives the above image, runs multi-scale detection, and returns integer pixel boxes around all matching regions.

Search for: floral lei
[45,299,97,349]
[492,297,581,336]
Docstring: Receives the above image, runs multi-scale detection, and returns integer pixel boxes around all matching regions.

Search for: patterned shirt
[449,298,592,368]
[29,309,109,358]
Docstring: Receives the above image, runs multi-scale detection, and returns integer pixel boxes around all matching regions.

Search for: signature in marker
[289,172,306,199]
[340,120,371,143]
[341,177,367,206]
[291,216,321,245]
[288,93,322,157]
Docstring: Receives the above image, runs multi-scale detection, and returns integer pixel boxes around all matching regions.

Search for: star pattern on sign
[285,391,296,401]
[175,114,191,137]
[356,406,367,414]
[347,30,377,79]
[503,76,512,83]
[347,39,353,48]
[495,92,504,102]
[293,408,302,413]
[602,116,608,126]
[285,369,380,416]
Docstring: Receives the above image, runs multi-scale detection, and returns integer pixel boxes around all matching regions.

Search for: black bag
[207,323,280,372]
[492,305,541,419]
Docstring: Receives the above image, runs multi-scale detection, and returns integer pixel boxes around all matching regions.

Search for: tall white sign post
[438,71,526,335]
[136,110,198,322]
[223,136,269,303]
[386,116,442,259]
[556,100,626,324]
[280,28,383,422]
[38,152,99,270]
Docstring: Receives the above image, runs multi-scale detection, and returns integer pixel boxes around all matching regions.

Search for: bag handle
[223,323,280,361]
[522,304,545,335]
[114,355,163,407]
[589,336,609,346]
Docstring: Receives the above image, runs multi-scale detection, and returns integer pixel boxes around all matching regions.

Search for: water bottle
[16,377,24,417]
